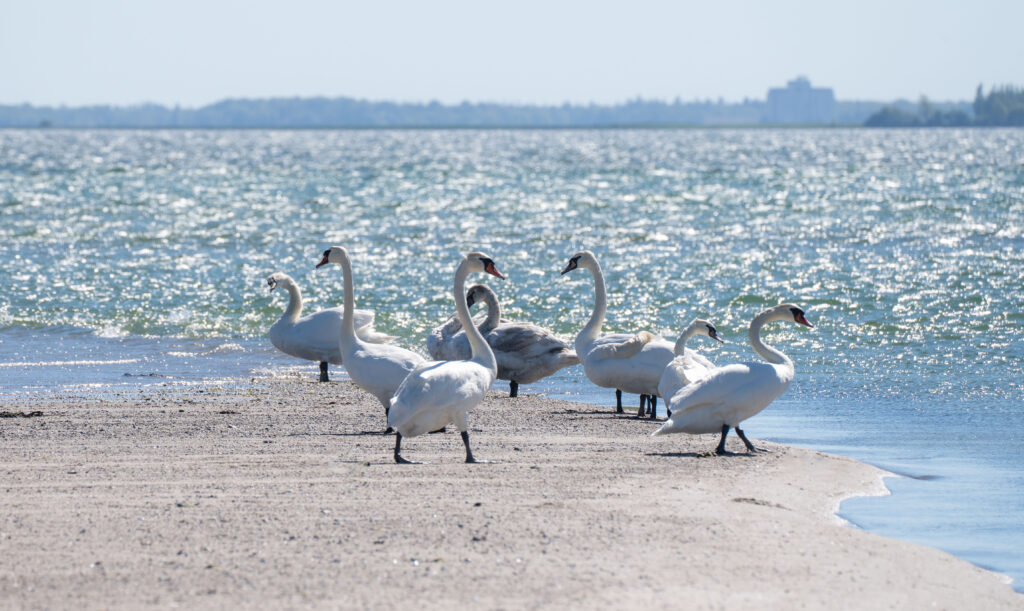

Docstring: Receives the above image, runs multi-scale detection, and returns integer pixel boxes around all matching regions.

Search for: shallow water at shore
[2,127,1023,592]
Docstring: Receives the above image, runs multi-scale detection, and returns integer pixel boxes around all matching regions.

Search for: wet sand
[1,377,1020,609]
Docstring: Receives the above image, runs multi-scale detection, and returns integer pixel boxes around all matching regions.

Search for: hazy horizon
[2,0,1022,108]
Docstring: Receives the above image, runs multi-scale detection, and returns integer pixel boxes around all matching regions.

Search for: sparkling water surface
[1,128,1023,591]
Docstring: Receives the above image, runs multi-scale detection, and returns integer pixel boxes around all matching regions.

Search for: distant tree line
[972,85,1024,125]
[0,96,916,128]
[865,85,1024,127]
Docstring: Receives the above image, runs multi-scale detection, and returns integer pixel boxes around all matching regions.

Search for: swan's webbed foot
[394,432,422,464]
[319,361,330,383]
[615,389,624,414]
[509,381,519,398]
[735,427,767,453]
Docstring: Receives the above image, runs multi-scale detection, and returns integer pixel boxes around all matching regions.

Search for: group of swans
[268,247,814,459]
[314,248,506,463]
[561,250,813,454]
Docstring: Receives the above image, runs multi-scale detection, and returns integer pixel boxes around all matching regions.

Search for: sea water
[1,128,1022,591]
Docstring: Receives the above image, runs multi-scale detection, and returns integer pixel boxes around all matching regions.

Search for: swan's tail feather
[651,419,676,436]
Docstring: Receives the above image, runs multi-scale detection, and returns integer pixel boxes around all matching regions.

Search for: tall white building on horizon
[765,77,836,124]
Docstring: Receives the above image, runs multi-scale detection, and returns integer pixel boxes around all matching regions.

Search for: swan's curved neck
[455,263,497,376]
[672,323,699,356]
[338,252,361,353]
[281,282,303,323]
[749,310,791,367]
[576,261,607,351]
[478,290,501,334]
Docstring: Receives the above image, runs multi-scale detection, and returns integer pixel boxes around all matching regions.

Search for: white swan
[266,272,394,382]
[315,247,426,432]
[427,284,579,397]
[653,304,814,454]
[389,253,506,463]
[561,250,675,418]
[656,318,723,405]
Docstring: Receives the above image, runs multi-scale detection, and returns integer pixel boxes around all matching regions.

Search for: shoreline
[1,377,1021,609]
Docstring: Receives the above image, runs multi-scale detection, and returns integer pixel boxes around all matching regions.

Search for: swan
[315,247,427,432]
[388,253,506,464]
[427,284,579,397]
[266,272,394,382]
[656,319,723,406]
[653,304,814,454]
[561,250,675,418]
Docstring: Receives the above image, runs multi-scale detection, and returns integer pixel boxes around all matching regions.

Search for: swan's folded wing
[667,364,753,415]
[388,361,490,430]
[685,347,716,371]
[487,323,572,357]
[587,331,658,360]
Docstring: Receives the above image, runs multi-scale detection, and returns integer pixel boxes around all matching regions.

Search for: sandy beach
[0,377,1020,610]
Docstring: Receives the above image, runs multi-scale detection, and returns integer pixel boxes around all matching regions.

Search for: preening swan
[389,253,505,464]
[315,247,426,432]
[427,284,579,397]
[561,251,675,418]
[653,304,813,454]
[266,272,394,382]
[656,319,723,406]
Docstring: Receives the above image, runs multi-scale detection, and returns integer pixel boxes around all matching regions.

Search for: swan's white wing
[388,360,493,437]
[656,362,788,435]
[269,309,343,363]
[685,347,715,371]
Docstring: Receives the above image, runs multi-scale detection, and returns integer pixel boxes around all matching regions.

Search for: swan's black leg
[319,361,329,382]
[715,424,730,455]
[734,426,762,453]
[394,432,419,464]
[648,395,658,420]
[637,395,647,418]
[383,406,394,435]
[616,389,623,413]
[509,380,519,398]
[462,431,479,464]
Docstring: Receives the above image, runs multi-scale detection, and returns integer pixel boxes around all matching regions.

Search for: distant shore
[0,377,1020,609]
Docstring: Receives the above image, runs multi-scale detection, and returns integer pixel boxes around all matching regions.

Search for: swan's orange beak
[315,254,330,269]
[484,261,505,280]
[560,260,578,275]
[794,312,813,328]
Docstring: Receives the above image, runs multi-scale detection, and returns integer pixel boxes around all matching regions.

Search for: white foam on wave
[0,358,140,367]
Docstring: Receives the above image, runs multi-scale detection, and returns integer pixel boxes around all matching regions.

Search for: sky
[2,0,1022,107]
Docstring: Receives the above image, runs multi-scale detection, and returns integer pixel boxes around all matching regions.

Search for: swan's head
[776,304,814,328]
[266,272,293,292]
[464,252,505,280]
[561,250,596,275]
[465,284,495,308]
[692,318,725,343]
[315,246,348,269]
